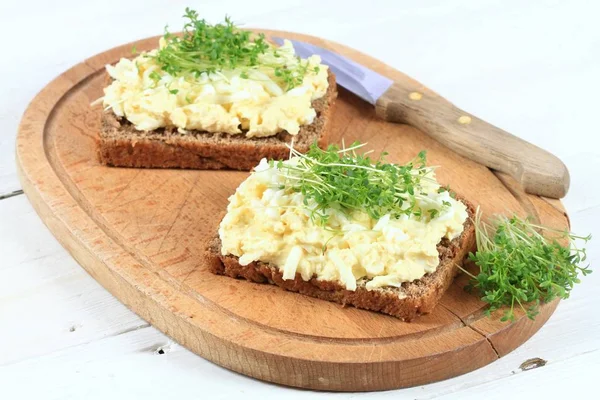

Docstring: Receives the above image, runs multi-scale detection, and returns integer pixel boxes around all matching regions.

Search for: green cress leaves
[271,142,444,226]
[462,210,591,322]
[152,8,315,90]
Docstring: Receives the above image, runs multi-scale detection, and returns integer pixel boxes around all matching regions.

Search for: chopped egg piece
[219,158,469,291]
[102,40,329,137]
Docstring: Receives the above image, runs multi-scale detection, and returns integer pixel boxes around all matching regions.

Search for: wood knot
[519,357,547,371]
[154,344,172,355]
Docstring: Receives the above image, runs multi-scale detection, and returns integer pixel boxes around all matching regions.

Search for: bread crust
[98,72,337,170]
[206,199,476,321]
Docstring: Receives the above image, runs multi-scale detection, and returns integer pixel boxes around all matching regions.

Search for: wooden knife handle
[375,81,570,198]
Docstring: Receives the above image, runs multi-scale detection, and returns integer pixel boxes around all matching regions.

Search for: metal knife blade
[272,37,393,105]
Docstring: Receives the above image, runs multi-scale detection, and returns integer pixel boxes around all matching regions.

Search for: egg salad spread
[219,150,469,291]
[102,39,329,137]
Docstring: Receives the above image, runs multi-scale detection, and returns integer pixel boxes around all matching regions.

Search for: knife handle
[375,81,569,198]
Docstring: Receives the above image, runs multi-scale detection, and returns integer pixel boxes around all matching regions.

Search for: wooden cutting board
[16,31,569,392]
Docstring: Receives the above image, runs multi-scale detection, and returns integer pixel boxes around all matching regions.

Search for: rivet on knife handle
[375,82,570,198]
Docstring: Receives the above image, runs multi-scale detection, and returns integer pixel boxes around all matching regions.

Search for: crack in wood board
[440,303,500,359]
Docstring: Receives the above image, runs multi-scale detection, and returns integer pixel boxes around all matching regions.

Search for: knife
[272,37,569,199]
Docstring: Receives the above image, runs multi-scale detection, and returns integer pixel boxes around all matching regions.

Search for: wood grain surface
[15,31,569,392]
[375,81,570,199]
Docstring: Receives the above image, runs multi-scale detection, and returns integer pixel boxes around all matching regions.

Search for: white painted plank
[430,350,599,400]
[0,195,148,365]
[562,153,600,214]
[0,327,328,400]
[0,310,597,400]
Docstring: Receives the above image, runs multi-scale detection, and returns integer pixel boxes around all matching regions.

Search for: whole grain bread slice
[98,72,337,171]
[206,198,476,321]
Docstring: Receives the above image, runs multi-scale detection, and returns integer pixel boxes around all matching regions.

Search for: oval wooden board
[16,31,569,392]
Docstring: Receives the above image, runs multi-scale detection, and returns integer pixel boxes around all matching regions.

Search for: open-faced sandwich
[97,9,336,170]
[208,143,476,321]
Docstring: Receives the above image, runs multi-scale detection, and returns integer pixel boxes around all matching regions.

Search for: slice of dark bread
[98,72,337,170]
[206,198,476,321]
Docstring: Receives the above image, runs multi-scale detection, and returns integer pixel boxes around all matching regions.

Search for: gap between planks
[0,189,24,201]
[0,322,152,368]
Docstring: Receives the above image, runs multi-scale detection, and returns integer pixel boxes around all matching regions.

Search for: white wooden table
[1,1,599,398]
